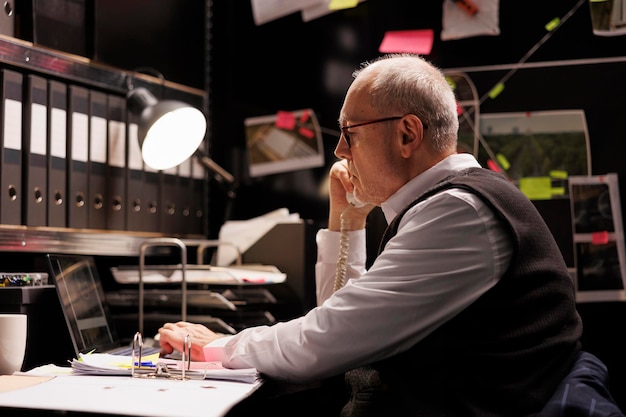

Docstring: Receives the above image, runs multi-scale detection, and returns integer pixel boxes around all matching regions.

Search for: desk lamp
[126,71,237,226]
[127,86,206,171]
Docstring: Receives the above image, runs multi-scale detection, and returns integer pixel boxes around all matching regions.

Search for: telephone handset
[334,192,364,292]
[346,192,365,208]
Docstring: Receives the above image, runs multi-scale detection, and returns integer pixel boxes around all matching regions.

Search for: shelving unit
[0,35,208,256]
[0,225,170,256]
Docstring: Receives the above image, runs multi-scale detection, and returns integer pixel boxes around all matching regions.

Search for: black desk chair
[538,351,624,416]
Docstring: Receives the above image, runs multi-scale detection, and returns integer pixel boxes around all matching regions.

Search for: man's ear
[399,115,424,157]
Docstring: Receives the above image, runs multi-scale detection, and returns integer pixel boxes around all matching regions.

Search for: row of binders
[0,68,208,236]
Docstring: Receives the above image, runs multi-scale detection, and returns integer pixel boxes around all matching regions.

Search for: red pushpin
[454,0,479,16]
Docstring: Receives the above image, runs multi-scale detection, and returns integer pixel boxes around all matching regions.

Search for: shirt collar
[380,153,482,224]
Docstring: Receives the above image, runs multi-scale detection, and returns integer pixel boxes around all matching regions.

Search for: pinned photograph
[244,109,325,177]
[569,174,626,301]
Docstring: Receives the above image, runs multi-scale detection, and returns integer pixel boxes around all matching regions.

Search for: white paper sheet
[0,374,262,417]
[441,0,500,41]
[111,264,286,285]
[251,0,323,25]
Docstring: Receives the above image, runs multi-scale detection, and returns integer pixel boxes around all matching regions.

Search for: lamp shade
[127,87,206,171]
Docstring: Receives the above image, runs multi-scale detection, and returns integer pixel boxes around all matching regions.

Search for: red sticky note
[486,159,502,173]
[456,101,463,115]
[379,29,434,55]
[275,110,296,130]
[299,127,315,139]
[592,231,609,245]
[299,110,311,124]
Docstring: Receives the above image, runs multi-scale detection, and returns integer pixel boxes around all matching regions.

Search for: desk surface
[0,374,262,417]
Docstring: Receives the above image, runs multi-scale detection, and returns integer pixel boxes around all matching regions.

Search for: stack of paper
[70,353,259,384]
[110,264,286,285]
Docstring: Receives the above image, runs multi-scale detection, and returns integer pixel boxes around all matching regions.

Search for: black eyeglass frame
[339,114,426,148]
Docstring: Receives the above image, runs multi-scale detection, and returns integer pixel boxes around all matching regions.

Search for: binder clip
[131,332,206,380]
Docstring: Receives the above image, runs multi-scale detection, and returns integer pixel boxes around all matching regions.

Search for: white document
[251,0,323,25]
[0,373,262,417]
[111,264,286,285]
[441,0,500,41]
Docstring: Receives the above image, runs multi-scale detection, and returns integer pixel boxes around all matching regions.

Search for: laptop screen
[46,254,121,355]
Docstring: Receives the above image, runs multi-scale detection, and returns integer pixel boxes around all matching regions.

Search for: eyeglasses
[340,114,427,148]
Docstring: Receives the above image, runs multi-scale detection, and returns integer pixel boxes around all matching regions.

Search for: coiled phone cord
[333,205,353,292]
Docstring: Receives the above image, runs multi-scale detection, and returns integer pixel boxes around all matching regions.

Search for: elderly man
[159,54,587,416]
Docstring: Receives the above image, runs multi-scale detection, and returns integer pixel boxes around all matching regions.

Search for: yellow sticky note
[519,177,552,200]
[551,187,566,196]
[488,83,505,99]
[496,153,510,170]
[550,170,568,179]
[545,18,560,31]
[329,0,359,10]
[446,76,457,90]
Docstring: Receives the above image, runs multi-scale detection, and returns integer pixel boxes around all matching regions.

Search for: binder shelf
[0,226,202,256]
[0,35,208,249]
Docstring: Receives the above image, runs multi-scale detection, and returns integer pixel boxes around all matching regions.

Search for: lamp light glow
[127,87,207,171]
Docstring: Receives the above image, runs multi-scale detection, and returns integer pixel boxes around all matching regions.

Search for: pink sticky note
[379,29,434,55]
[203,346,226,362]
[275,110,296,130]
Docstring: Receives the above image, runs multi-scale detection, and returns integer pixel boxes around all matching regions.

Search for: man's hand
[158,321,223,361]
[328,160,374,231]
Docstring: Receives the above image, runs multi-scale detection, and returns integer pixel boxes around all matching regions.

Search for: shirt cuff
[203,335,234,361]
[316,228,368,265]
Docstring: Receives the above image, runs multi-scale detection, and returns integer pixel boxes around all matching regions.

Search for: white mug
[0,313,28,375]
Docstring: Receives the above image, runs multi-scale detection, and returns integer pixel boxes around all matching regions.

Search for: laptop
[46,253,160,357]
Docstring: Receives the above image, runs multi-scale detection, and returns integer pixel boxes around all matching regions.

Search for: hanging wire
[477,0,587,106]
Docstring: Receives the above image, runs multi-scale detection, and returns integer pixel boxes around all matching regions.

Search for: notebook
[46,253,160,357]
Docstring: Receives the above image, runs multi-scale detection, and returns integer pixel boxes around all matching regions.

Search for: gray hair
[353,54,459,153]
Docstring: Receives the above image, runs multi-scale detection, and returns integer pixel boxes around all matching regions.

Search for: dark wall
[92,0,205,90]
[37,0,624,239]
[16,1,625,234]
[207,0,626,235]
[14,0,206,90]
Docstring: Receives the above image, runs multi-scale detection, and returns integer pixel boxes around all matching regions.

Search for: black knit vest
[342,168,582,417]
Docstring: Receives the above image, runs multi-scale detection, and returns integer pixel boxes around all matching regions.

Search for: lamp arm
[194,149,236,185]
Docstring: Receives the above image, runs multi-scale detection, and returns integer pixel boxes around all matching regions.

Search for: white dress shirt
[207,153,513,383]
